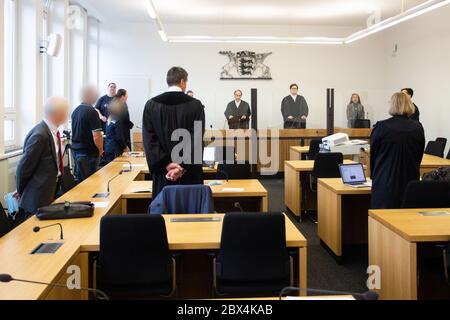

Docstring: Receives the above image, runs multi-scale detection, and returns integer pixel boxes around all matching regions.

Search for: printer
[321,133,370,155]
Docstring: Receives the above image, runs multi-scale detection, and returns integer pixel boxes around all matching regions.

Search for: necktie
[56,131,64,176]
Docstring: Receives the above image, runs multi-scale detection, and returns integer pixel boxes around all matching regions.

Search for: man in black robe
[281,83,309,129]
[224,89,251,129]
[143,67,206,198]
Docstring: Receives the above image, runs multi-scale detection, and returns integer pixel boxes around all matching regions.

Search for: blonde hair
[389,92,415,117]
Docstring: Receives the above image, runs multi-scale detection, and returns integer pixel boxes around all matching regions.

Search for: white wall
[98,23,389,130]
[384,5,450,155]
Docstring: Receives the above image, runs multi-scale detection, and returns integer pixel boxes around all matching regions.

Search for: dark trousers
[73,151,100,183]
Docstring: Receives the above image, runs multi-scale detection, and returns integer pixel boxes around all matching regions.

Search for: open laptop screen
[339,163,366,184]
[203,147,215,164]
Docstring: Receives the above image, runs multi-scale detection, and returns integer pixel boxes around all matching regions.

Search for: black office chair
[401,181,450,208]
[447,148,450,160]
[0,202,13,238]
[213,212,293,297]
[425,141,445,158]
[217,162,252,180]
[436,138,447,151]
[96,215,177,299]
[310,153,344,192]
[76,157,91,181]
[354,119,371,128]
[307,139,322,161]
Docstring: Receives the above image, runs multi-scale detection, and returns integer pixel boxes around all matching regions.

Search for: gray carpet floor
[260,179,369,294]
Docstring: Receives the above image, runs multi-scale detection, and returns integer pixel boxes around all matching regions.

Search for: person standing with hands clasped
[281,83,309,129]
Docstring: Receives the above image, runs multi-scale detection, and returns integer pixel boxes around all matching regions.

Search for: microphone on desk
[0,273,109,300]
[279,287,379,300]
[107,170,124,194]
[234,202,243,212]
[33,223,64,240]
[113,160,132,172]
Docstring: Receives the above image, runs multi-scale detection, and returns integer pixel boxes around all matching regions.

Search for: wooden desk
[290,146,310,160]
[369,209,450,300]
[284,160,356,218]
[317,179,371,258]
[80,213,308,298]
[121,179,269,213]
[420,154,450,176]
[0,161,140,300]
[114,156,219,177]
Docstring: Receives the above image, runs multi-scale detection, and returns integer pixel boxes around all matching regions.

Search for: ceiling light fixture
[144,0,157,19]
[345,0,450,44]
[168,36,344,45]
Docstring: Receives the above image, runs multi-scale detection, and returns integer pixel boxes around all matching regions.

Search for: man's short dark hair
[402,88,414,98]
[108,82,117,87]
[290,83,299,89]
[167,67,188,87]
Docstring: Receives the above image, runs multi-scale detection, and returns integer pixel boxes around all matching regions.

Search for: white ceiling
[77,0,428,26]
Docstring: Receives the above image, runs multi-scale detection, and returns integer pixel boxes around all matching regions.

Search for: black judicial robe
[143,92,205,198]
[120,103,134,150]
[224,100,251,129]
[410,103,420,122]
[370,115,425,209]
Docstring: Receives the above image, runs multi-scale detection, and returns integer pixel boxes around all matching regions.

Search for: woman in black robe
[370,92,425,209]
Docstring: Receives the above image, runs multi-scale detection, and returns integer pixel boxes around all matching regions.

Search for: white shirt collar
[235,100,241,107]
[291,94,298,101]
[167,86,183,93]
[44,118,59,135]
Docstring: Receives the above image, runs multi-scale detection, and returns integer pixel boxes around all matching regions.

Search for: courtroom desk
[369,209,450,300]
[133,129,372,173]
[113,156,219,180]
[420,154,450,176]
[0,161,141,300]
[121,180,269,213]
[317,179,371,259]
[284,160,356,218]
[80,213,307,299]
[290,146,310,160]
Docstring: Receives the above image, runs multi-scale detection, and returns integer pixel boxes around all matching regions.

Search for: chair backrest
[425,141,445,158]
[149,184,214,214]
[97,215,171,286]
[436,138,447,151]
[354,119,371,128]
[312,153,344,183]
[217,162,252,180]
[76,157,91,181]
[447,148,450,160]
[217,212,290,283]
[402,180,450,209]
[307,139,322,160]
[0,202,13,238]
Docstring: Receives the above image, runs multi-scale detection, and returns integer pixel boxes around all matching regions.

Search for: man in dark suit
[14,97,69,222]
[143,67,206,198]
[401,88,420,122]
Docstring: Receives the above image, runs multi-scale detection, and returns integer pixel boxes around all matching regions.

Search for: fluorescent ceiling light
[168,36,344,45]
[345,0,450,44]
[144,0,157,19]
[158,30,168,42]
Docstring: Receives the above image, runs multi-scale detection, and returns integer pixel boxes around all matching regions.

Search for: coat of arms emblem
[219,50,272,80]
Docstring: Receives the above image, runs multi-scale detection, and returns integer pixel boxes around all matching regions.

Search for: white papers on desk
[131,187,152,193]
[93,202,109,208]
[418,211,450,217]
[124,164,145,168]
[221,188,245,192]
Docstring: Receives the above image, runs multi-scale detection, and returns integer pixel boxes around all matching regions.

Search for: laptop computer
[203,147,216,167]
[339,163,372,188]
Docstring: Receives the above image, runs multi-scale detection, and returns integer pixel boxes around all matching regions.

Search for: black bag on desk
[36,201,95,220]
[422,167,450,182]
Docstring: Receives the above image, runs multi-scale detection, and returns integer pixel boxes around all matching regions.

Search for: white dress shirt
[235,100,241,108]
[291,94,298,102]
[44,119,61,177]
